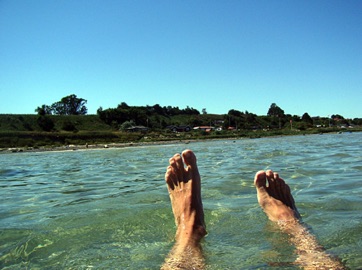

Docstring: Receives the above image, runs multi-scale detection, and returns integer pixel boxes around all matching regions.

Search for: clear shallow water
[1,133,361,269]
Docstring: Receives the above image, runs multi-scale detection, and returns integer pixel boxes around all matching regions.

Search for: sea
[1,132,361,269]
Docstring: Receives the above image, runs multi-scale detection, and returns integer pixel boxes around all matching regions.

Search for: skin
[162,149,206,270]
[254,170,345,269]
[162,149,345,269]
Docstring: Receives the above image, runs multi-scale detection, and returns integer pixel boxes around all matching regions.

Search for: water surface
[1,133,361,269]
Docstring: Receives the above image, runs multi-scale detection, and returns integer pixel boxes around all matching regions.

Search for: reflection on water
[1,133,361,269]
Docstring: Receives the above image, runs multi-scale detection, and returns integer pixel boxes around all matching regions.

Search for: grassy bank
[0,131,146,148]
[1,127,360,150]
[0,114,111,132]
[1,114,360,150]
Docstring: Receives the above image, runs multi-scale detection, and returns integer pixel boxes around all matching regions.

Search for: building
[167,125,192,132]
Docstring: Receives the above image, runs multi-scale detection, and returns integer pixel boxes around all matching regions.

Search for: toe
[266,170,277,197]
[173,153,185,182]
[165,166,175,190]
[182,149,197,168]
[274,173,288,204]
[254,170,267,188]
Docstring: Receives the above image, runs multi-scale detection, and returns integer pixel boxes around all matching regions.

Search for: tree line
[96,102,200,128]
[35,95,362,131]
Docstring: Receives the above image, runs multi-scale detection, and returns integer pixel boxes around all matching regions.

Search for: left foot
[165,149,206,245]
[254,170,300,222]
[162,150,206,269]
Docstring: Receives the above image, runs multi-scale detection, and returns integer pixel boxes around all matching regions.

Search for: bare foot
[162,149,206,269]
[165,149,206,243]
[254,170,345,269]
[254,170,300,222]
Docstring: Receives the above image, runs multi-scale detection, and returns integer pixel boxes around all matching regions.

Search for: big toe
[254,170,267,188]
[182,149,197,167]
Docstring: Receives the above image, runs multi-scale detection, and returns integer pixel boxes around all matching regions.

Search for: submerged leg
[161,149,207,270]
[254,170,345,269]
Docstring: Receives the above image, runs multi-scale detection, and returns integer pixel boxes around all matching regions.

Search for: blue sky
[0,0,361,118]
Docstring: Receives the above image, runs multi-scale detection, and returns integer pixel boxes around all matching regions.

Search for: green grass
[1,114,360,149]
[0,131,145,148]
[0,114,112,132]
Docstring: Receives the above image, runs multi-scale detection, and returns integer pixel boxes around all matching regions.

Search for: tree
[267,103,285,117]
[153,104,164,115]
[331,114,344,120]
[51,94,87,115]
[118,102,130,109]
[35,105,52,115]
[97,106,103,115]
[228,109,243,117]
[302,112,313,125]
[202,108,207,115]
[36,94,88,115]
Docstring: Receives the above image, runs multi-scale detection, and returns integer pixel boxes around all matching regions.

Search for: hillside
[0,114,115,148]
[0,113,361,150]
[0,114,111,132]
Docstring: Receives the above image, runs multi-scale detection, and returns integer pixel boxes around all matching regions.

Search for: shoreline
[0,139,203,154]
[1,131,357,154]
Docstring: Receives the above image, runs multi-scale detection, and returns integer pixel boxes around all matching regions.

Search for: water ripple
[0,133,361,269]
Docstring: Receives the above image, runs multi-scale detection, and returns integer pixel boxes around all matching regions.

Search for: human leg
[161,150,207,269]
[254,170,345,269]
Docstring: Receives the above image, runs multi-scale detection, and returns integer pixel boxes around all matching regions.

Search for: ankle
[175,224,206,244]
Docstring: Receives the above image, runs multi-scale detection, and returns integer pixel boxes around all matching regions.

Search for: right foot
[255,171,346,269]
[254,170,300,222]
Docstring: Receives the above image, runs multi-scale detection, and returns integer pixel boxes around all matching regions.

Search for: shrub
[37,116,55,132]
[62,120,78,132]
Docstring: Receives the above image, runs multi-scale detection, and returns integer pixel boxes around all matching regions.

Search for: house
[193,126,215,132]
[167,125,192,132]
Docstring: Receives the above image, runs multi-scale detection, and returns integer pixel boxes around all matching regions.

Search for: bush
[37,116,55,132]
[62,120,78,132]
